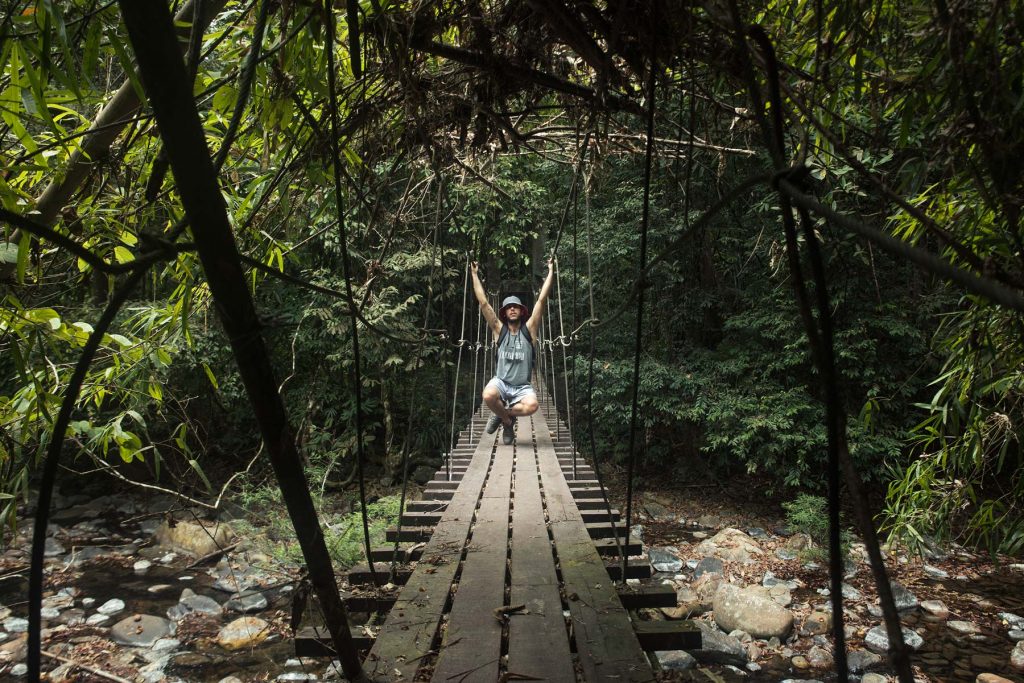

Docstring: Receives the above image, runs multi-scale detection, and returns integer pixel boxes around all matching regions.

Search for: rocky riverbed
[3,486,1024,682]
[631,493,1024,682]
[0,491,343,682]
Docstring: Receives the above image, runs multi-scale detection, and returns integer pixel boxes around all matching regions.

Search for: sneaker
[502,418,516,446]
[485,413,502,434]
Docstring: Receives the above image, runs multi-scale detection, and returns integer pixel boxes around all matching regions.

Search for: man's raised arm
[471,262,501,339]
[527,258,555,338]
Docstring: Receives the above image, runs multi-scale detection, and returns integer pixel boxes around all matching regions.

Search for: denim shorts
[486,377,537,407]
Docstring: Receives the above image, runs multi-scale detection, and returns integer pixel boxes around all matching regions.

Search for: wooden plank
[604,562,651,581]
[405,500,448,513]
[507,414,576,681]
[342,590,399,613]
[347,565,411,586]
[594,537,643,557]
[424,480,461,490]
[586,522,629,539]
[295,626,373,657]
[368,545,422,563]
[430,436,514,681]
[384,527,431,543]
[365,434,496,681]
[617,584,677,610]
[580,508,621,522]
[431,471,465,482]
[575,498,617,510]
[400,511,442,525]
[535,422,654,682]
[420,489,455,501]
[633,620,702,650]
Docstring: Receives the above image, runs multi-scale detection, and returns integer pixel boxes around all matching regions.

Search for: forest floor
[2,469,1024,682]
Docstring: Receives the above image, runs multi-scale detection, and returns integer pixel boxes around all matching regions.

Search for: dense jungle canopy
[1,0,1023,561]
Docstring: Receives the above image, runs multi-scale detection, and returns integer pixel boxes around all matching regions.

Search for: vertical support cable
[556,261,573,451]
[449,257,470,456]
[623,57,658,582]
[111,2,366,677]
[471,302,483,443]
[570,165,581,481]
[324,0,375,587]
[545,299,559,440]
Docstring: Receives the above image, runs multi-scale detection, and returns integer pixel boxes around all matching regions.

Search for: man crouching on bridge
[470,259,555,445]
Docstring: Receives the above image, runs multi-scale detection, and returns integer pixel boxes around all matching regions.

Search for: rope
[325,1,374,585]
[622,58,658,581]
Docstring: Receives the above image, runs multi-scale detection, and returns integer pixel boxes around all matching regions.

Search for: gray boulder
[648,547,683,573]
[111,614,175,647]
[654,650,697,670]
[688,621,747,666]
[713,583,793,639]
[167,588,223,621]
[864,624,924,653]
[696,528,763,564]
[846,649,882,673]
[890,582,919,611]
[694,557,724,579]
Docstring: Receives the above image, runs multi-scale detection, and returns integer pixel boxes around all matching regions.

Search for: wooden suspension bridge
[296,387,701,681]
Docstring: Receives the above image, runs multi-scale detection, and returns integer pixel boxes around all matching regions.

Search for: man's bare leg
[482,386,513,425]
[507,396,539,417]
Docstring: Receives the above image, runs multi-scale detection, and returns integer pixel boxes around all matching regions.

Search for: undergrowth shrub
[783,494,854,562]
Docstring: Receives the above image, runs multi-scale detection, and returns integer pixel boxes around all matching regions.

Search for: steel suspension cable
[623,59,658,581]
[570,165,581,480]
[545,298,559,440]
[448,257,471,458]
[555,260,574,455]
[743,23,910,682]
[581,172,626,562]
[325,1,374,585]
[471,298,484,444]
[390,211,445,582]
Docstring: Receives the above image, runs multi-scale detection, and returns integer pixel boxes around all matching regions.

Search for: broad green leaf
[114,246,134,263]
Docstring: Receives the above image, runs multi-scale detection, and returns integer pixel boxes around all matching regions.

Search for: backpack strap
[495,322,537,377]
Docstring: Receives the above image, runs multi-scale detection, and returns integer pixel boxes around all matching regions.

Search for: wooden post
[114,2,366,679]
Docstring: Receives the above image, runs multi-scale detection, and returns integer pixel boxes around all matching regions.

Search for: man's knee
[482,386,499,403]
[518,396,539,415]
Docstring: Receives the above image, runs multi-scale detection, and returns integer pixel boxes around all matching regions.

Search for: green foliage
[782,494,854,562]
[234,480,401,569]
[1,0,1022,557]
[883,301,1024,555]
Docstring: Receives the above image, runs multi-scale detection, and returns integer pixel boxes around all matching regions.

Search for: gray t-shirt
[495,326,533,387]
